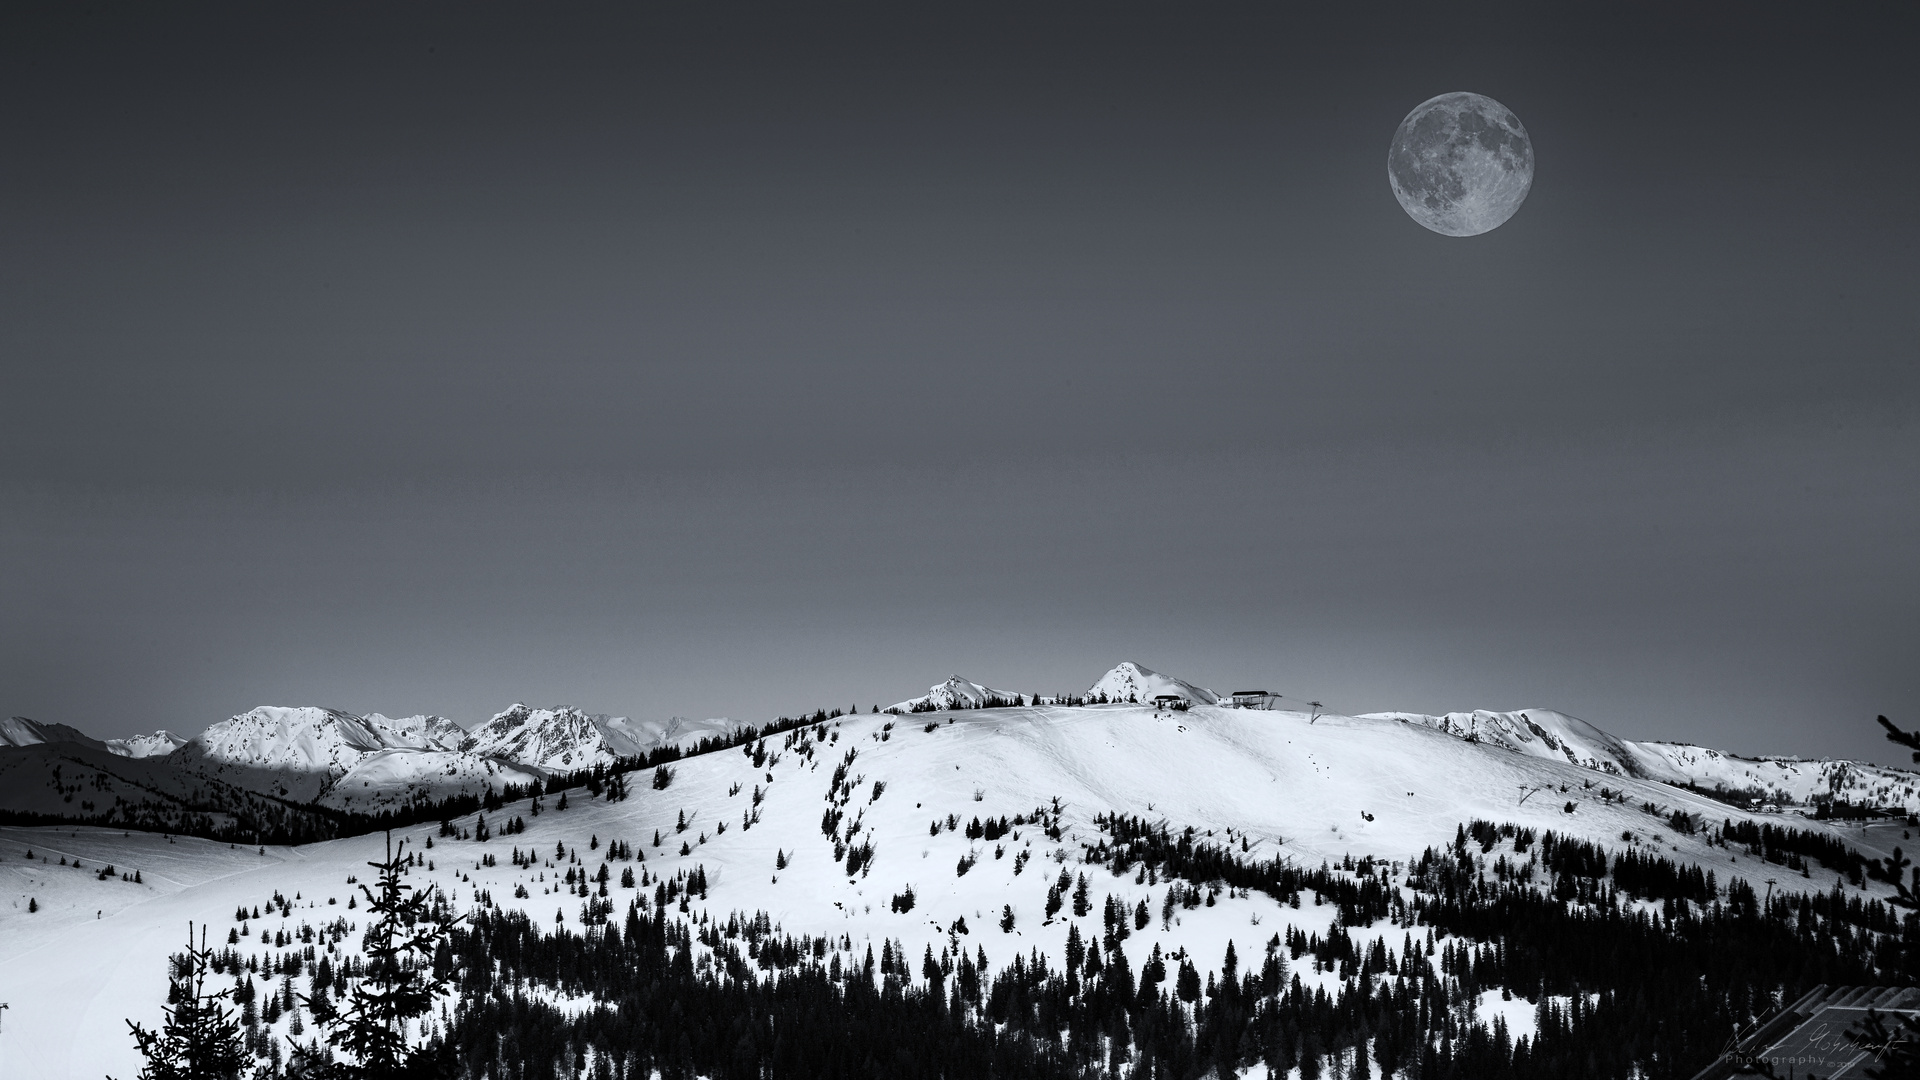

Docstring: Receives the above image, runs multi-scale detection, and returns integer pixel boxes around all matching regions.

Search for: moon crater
[1388,92,1533,237]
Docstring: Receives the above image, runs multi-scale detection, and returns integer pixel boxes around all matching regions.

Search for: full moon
[1388,92,1533,237]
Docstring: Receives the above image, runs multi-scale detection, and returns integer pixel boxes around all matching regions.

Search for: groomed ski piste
[3,696,1910,1078]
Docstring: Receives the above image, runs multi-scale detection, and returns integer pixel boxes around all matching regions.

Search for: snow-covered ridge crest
[889,662,1222,713]
[1359,709,1680,781]
[1366,707,1920,813]
[2,715,111,752]
[889,676,1024,713]
[105,730,188,758]
[458,704,743,773]
[360,713,467,751]
[7,715,204,759]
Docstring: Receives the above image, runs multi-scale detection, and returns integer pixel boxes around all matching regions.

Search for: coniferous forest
[129,811,1920,1080]
[419,828,1913,1080]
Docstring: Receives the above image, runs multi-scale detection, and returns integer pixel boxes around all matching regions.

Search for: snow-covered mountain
[1,702,746,814]
[1,714,111,752]
[360,712,468,751]
[9,668,1918,824]
[1365,707,1920,813]
[1626,741,1920,812]
[321,749,541,812]
[104,730,188,758]
[1085,660,1220,706]
[170,706,400,802]
[1360,708,1671,779]
[0,736,340,837]
[9,716,198,759]
[628,714,743,753]
[174,706,512,804]
[459,704,742,773]
[8,691,1914,1079]
[889,675,1024,712]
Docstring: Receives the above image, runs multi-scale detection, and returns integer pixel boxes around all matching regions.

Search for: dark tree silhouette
[117,923,246,1080]
[1845,1007,1920,1080]
[1881,715,1920,761]
[303,832,457,1079]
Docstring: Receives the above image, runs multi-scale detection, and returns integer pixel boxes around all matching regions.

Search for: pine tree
[116,923,246,1080]
[1176,958,1202,1003]
[305,832,456,1078]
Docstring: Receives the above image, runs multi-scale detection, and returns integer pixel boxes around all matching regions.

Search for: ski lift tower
[1308,702,1323,724]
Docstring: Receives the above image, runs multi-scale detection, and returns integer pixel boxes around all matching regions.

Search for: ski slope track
[2,698,1911,1078]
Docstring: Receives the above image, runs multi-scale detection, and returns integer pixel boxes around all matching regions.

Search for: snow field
[0,702,1903,1078]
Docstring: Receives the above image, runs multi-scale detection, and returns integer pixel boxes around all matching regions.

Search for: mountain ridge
[7,663,1917,827]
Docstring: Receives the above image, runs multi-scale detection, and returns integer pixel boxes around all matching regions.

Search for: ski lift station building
[1223,690,1278,710]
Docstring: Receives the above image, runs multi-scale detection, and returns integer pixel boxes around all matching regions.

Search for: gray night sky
[2,3,1915,763]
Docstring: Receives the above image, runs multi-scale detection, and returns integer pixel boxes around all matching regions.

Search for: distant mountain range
[887,662,1224,712]
[0,715,186,758]
[0,701,744,835]
[5,662,1914,1080]
[5,662,1915,840]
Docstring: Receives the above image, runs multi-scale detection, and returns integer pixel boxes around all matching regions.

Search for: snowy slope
[104,731,188,758]
[889,675,1024,712]
[1,715,110,753]
[319,749,541,812]
[360,713,467,751]
[1628,741,1920,811]
[620,714,743,753]
[1369,708,1920,812]
[1361,709,1684,780]
[0,740,337,838]
[1086,661,1221,705]
[5,698,1903,1078]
